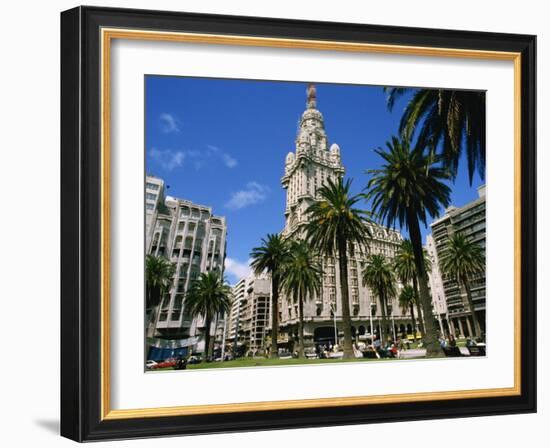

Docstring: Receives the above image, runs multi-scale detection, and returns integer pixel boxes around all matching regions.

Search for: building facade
[146,176,228,359]
[277,85,408,350]
[426,234,449,336]
[226,273,271,356]
[145,175,165,247]
[430,185,486,338]
[225,278,247,352]
[240,274,271,356]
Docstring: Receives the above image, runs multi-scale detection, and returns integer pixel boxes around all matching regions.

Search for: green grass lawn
[152,342,465,372]
[153,356,397,371]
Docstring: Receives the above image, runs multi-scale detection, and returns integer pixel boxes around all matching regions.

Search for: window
[146,192,157,201]
[146,182,160,190]
[146,203,155,211]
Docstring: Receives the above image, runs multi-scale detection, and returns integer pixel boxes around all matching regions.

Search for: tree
[384,87,485,184]
[393,239,432,337]
[398,285,418,341]
[362,254,397,344]
[280,239,323,358]
[439,233,485,338]
[250,234,291,358]
[302,177,372,359]
[145,255,176,338]
[185,271,232,360]
[365,135,451,357]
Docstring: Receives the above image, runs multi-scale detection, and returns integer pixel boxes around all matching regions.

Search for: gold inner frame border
[100,27,522,420]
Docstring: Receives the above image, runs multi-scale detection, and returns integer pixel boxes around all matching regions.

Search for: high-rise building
[426,234,448,335]
[225,273,271,356]
[277,85,406,349]
[145,175,165,247]
[146,176,227,359]
[240,274,271,355]
[226,278,247,351]
[430,186,486,338]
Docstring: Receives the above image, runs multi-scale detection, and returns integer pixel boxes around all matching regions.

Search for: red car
[154,358,177,369]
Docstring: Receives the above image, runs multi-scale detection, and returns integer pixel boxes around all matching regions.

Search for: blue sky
[145,76,484,284]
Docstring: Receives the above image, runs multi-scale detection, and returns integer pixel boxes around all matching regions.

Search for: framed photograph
[60,6,536,441]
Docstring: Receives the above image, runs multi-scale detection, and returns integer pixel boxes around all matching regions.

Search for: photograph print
[144,77,487,372]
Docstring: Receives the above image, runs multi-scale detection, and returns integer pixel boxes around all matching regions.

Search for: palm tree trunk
[298,296,305,358]
[146,304,159,338]
[337,237,354,359]
[412,276,424,336]
[146,286,161,338]
[409,303,417,342]
[461,275,481,338]
[203,314,211,360]
[270,276,280,359]
[407,213,442,357]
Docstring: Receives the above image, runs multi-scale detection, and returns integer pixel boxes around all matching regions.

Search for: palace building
[276,84,410,349]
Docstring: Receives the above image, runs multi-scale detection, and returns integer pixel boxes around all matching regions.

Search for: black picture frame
[61,5,536,442]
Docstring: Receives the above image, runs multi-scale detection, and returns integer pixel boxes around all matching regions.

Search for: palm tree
[250,234,291,358]
[365,135,451,357]
[393,239,432,337]
[145,255,176,338]
[440,233,485,338]
[362,254,397,344]
[280,239,323,358]
[185,271,232,360]
[384,87,485,184]
[398,285,418,341]
[302,177,372,359]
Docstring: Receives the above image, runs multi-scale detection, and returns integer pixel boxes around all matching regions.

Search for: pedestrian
[449,334,457,347]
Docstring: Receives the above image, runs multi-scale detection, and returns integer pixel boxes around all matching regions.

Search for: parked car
[278,351,292,360]
[187,355,202,365]
[305,348,318,359]
[145,360,158,370]
[155,358,177,369]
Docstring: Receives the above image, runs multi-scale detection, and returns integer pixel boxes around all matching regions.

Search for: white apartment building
[146,178,227,360]
[430,186,486,338]
[226,278,247,349]
[145,175,165,246]
[426,234,449,336]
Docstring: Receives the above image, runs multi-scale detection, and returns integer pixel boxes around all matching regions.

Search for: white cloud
[225,182,269,210]
[149,147,185,170]
[159,113,180,133]
[221,153,238,168]
[224,257,252,282]
[148,144,237,172]
[207,144,238,169]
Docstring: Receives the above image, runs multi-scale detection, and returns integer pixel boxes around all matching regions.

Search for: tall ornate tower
[278,84,405,351]
[281,84,344,236]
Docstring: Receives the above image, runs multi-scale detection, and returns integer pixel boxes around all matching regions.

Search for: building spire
[307,83,317,109]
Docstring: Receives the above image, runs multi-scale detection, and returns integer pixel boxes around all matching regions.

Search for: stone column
[465,317,473,339]
[449,319,456,337]
[457,318,465,338]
